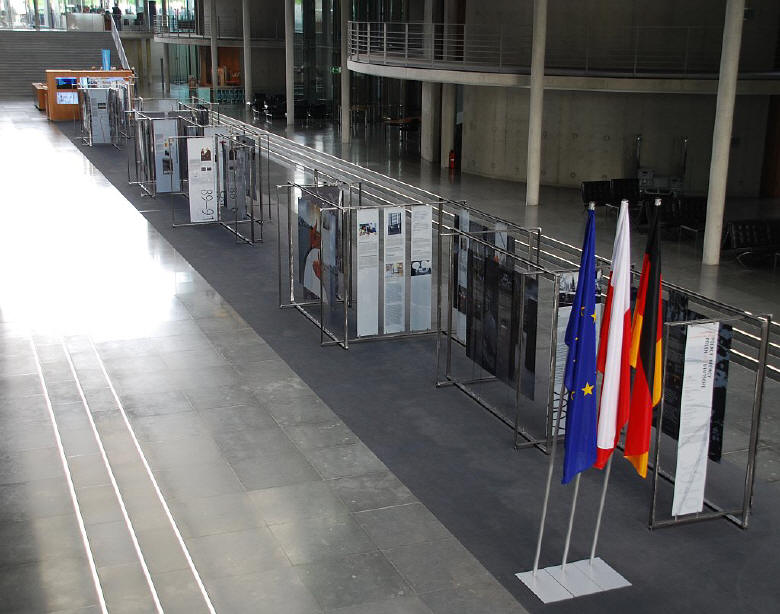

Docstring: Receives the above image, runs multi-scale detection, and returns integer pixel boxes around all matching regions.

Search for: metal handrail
[153,14,282,41]
[347,21,778,77]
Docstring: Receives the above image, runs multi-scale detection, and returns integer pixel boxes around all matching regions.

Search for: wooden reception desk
[45,69,133,122]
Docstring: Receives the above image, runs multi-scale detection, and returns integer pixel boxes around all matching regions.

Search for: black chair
[610,178,640,205]
[580,180,612,207]
[722,219,780,266]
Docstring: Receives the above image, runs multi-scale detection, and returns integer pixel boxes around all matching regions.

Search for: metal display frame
[435,220,579,452]
[179,98,274,223]
[127,110,195,198]
[276,179,441,349]
[78,80,133,148]
[171,131,265,245]
[649,312,771,530]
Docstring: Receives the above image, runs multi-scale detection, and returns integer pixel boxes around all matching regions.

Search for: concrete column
[423,0,433,60]
[421,82,441,163]
[242,0,252,106]
[702,0,746,266]
[162,43,170,93]
[340,0,350,143]
[145,38,153,87]
[285,0,294,125]
[525,0,548,207]
[137,39,145,85]
[210,0,218,101]
[440,83,456,168]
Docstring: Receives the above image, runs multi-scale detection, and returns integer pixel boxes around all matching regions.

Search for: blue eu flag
[562,207,598,484]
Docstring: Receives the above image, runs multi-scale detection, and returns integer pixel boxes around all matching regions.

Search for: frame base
[516,557,630,603]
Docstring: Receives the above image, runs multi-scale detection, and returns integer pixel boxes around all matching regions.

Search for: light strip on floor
[29,339,108,614]
[86,337,218,614]
[61,339,164,614]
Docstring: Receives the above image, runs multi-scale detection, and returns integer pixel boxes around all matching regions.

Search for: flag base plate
[516,558,630,603]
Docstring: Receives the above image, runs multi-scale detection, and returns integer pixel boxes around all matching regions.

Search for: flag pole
[589,454,613,564]
[560,472,581,571]
[560,201,596,573]
[532,380,567,576]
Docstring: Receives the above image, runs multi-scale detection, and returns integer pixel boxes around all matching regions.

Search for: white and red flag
[595,200,632,468]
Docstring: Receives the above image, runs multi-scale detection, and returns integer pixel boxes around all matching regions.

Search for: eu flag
[562,207,598,484]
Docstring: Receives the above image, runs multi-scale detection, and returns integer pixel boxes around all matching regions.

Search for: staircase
[0,30,120,99]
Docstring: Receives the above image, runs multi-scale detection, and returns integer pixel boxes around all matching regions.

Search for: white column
[242,0,253,107]
[440,83,456,168]
[525,0,548,207]
[340,0,351,143]
[285,0,295,125]
[702,0,746,266]
[210,0,218,101]
[162,43,171,94]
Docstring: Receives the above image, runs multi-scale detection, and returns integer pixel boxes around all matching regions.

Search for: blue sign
[101,49,111,71]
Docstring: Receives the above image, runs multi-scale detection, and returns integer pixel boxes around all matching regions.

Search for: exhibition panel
[77,76,133,147]
[276,177,439,348]
[126,102,267,245]
[435,211,578,452]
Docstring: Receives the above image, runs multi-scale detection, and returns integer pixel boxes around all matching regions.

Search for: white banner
[672,322,718,517]
[410,206,432,331]
[357,208,379,337]
[186,137,217,223]
[383,207,406,334]
[454,209,469,342]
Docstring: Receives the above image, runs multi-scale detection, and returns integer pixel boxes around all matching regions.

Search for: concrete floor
[0,102,526,613]
[3,97,780,613]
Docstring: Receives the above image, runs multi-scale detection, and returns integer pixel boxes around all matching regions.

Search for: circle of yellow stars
[570,306,597,399]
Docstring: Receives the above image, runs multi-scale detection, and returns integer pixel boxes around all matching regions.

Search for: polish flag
[595,200,632,468]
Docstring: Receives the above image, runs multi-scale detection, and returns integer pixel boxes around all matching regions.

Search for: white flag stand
[516,202,631,602]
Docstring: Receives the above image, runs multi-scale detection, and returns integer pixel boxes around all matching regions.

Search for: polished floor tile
[296,551,412,611]
[248,480,350,526]
[355,503,452,550]
[0,102,528,614]
[270,514,377,565]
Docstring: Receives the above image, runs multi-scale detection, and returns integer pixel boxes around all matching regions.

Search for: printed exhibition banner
[297,186,341,302]
[672,322,719,517]
[357,208,379,337]
[186,137,217,223]
[520,275,539,400]
[383,207,406,334]
[453,210,469,343]
[495,264,515,384]
[410,206,433,331]
[153,118,181,193]
[662,291,732,462]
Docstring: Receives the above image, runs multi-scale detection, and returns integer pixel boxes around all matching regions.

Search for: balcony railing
[347,21,777,77]
[154,14,282,41]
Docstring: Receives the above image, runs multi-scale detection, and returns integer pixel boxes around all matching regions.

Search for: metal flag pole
[560,200,597,573]
[560,472,581,571]
[589,454,613,563]
[532,380,568,575]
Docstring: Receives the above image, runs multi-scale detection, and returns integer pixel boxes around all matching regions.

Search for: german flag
[624,204,663,477]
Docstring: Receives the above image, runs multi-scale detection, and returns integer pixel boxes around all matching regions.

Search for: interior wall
[250,48,286,95]
[461,86,770,197]
[203,0,284,39]
[463,0,779,71]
